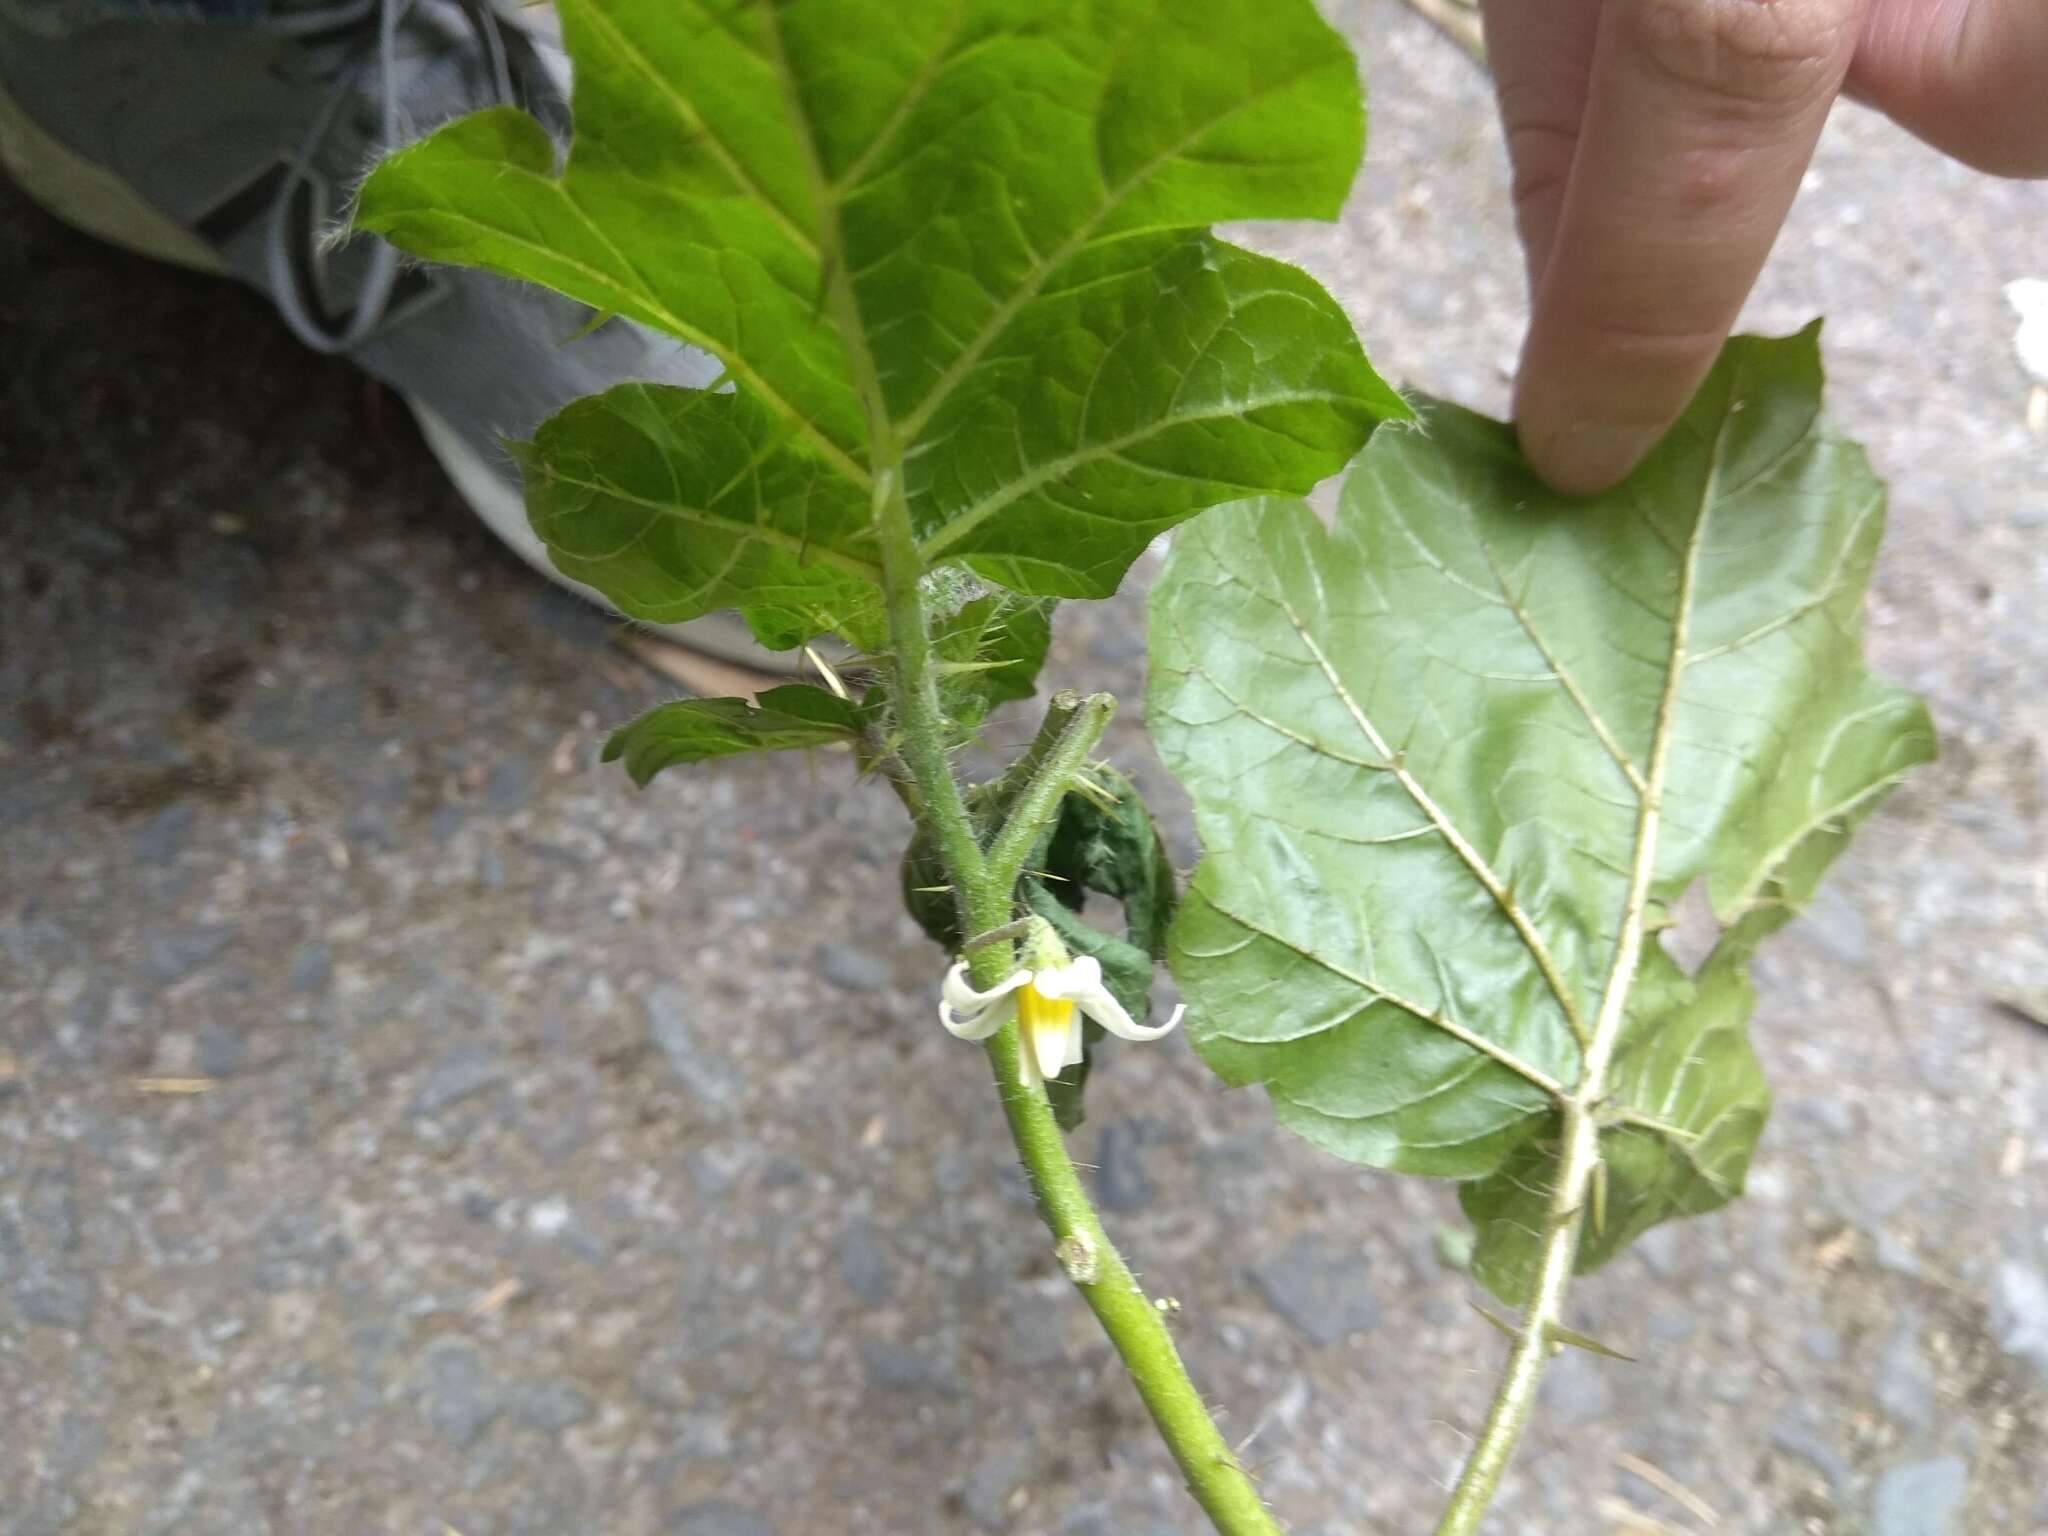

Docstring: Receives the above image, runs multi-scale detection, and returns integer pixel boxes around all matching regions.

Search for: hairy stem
[960,892,1282,1536]
[869,404,1276,1536]
[890,648,1276,1536]
[891,604,1276,1536]
[764,0,987,935]
[983,691,1115,889]
[988,689,1087,809]
[875,481,989,919]
[853,283,1280,1536]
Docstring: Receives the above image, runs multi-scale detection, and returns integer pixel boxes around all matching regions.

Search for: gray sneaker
[0,0,798,672]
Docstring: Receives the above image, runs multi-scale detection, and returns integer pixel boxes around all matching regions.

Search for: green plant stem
[857,412,1276,1536]
[959,897,1281,1536]
[904,672,1277,1536]
[871,466,1276,1536]
[874,483,988,906]
[886,685,1278,1536]
[1430,1102,1595,1535]
[765,0,986,932]
[983,691,1115,887]
[988,689,1086,808]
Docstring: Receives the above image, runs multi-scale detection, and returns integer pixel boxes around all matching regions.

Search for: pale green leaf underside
[1460,941,1769,1301]
[1152,328,1934,1289]
[357,0,1405,645]
[604,684,865,785]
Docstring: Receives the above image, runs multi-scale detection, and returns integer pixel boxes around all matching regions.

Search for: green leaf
[1460,941,1769,1304]
[356,0,1404,642]
[1042,766,1179,959]
[603,684,867,785]
[1151,327,1934,1298]
[516,384,881,650]
[923,575,1056,730]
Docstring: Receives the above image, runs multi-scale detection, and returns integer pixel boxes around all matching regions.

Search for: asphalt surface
[3,3,2046,1532]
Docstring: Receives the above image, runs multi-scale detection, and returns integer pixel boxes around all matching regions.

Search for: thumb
[1852,0,2048,175]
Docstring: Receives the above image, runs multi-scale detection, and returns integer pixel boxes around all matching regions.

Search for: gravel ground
[3,4,2047,1533]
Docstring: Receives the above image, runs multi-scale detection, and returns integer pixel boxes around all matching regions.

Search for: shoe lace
[261,0,520,354]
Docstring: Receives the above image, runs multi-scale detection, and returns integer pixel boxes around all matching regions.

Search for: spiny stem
[891,621,1277,1536]
[1433,841,1658,1532]
[762,0,988,933]
[983,691,1115,889]
[960,890,1283,1536]
[989,689,1087,808]
[1431,1103,1596,1535]
[886,649,1277,1536]
[874,482,989,920]
[871,436,1275,1536]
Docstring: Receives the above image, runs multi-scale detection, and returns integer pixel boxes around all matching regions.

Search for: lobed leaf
[1150,327,1935,1299]
[356,0,1404,654]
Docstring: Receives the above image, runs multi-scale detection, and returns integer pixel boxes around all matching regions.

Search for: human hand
[1480,0,2048,496]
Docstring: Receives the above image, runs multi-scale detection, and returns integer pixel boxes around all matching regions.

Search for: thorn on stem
[1055,1230,1099,1285]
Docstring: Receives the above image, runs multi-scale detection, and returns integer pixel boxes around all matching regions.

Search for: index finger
[1515,0,1868,496]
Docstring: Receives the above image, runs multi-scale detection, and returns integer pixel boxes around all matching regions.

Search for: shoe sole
[0,76,226,275]
[0,76,816,680]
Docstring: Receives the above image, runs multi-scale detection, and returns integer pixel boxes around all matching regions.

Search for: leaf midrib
[1576,373,1739,1097]
[573,0,820,258]
[534,465,883,583]
[381,191,873,491]
[889,47,1345,447]
[1274,592,1594,1060]
[757,1,897,485]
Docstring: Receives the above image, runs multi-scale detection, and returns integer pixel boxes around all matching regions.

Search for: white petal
[1079,984,1184,1043]
[940,992,1016,1041]
[1062,1017,1086,1068]
[1016,1030,1041,1088]
[1029,954,1100,1002]
[1030,1012,1075,1083]
[942,962,1029,1013]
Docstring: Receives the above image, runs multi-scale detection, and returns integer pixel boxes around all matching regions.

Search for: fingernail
[1531,421,1658,498]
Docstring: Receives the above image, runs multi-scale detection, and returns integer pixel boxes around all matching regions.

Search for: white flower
[938,929,1183,1088]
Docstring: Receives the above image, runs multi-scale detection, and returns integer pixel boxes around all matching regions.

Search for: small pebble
[819,943,889,992]
[1872,1456,1967,1536]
